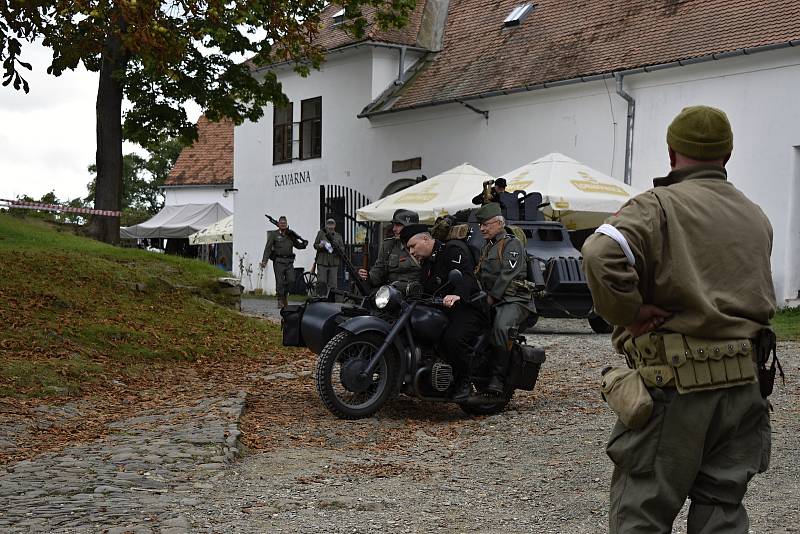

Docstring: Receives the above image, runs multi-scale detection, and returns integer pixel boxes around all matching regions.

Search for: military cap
[495,177,507,188]
[392,209,420,226]
[667,105,733,160]
[399,223,429,244]
[325,217,335,225]
[474,202,502,223]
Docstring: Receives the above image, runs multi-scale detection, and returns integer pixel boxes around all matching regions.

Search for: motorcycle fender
[339,316,407,386]
[339,315,391,337]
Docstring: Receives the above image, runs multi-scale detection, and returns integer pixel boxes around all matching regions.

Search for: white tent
[120,203,232,239]
[498,153,643,230]
[356,163,494,223]
[188,214,233,245]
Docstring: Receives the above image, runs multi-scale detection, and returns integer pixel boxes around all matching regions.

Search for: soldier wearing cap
[261,215,302,309]
[401,223,488,401]
[474,202,535,394]
[358,209,421,287]
[313,217,345,296]
[582,105,775,533]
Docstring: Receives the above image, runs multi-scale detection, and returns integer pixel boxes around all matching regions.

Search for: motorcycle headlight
[374,286,393,309]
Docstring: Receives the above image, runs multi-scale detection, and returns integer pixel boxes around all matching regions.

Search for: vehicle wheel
[588,315,614,334]
[315,331,398,420]
[459,390,514,416]
[303,271,318,296]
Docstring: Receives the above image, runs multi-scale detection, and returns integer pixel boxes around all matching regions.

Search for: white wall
[163,186,234,212]
[235,45,800,302]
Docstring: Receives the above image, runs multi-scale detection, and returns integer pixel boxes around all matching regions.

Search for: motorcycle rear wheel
[459,390,514,416]
[316,331,398,420]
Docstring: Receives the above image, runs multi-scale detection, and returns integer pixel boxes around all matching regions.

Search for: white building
[233,0,800,304]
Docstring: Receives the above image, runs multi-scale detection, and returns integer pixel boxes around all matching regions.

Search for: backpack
[431,216,481,264]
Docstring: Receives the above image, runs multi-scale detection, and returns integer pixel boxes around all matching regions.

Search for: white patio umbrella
[188,214,234,245]
[498,153,643,230]
[356,163,494,223]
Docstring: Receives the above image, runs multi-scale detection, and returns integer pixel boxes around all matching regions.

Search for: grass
[773,306,800,341]
[0,214,286,397]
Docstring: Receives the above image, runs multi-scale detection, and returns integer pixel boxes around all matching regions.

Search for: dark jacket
[421,240,481,301]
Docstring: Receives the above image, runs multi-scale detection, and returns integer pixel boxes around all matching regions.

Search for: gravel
[187,318,800,533]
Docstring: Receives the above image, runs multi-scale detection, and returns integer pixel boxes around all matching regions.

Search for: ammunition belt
[623,332,757,394]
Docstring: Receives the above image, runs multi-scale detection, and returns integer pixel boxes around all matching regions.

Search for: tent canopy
[188,214,233,245]
[356,163,493,223]
[120,203,232,239]
[498,153,643,230]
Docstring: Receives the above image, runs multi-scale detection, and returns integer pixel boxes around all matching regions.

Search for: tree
[1,0,415,243]
[86,137,182,225]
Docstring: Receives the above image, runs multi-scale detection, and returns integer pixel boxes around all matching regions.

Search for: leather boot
[451,380,473,402]
[485,375,504,395]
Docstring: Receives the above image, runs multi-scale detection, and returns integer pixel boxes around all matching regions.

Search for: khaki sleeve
[313,230,325,251]
[581,192,661,326]
[261,232,274,264]
[369,241,390,287]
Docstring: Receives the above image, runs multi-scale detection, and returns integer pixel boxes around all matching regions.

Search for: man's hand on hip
[625,304,672,337]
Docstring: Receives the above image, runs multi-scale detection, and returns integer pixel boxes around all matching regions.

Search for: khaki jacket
[313,230,345,267]
[477,233,534,310]
[262,230,297,264]
[368,237,420,287]
[582,165,776,353]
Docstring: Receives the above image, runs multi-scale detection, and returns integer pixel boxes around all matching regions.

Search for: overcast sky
[0,41,200,204]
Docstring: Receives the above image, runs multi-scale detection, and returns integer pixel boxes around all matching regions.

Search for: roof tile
[165,116,233,187]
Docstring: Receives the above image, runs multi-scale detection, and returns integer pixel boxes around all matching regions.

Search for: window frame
[300,96,322,160]
[272,102,293,165]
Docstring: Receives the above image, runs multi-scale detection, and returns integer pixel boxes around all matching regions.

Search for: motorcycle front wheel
[315,331,398,420]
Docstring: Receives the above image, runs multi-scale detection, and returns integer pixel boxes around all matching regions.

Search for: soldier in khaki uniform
[261,216,303,308]
[358,209,421,288]
[582,106,775,533]
[313,218,345,296]
[474,202,535,394]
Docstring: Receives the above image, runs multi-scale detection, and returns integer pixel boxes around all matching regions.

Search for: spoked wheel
[459,387,514,416]
[303,271,319,297]
[315,332,398,419]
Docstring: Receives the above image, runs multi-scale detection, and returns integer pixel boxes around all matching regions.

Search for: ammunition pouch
[600,367,653,429]
[623,332,757,394]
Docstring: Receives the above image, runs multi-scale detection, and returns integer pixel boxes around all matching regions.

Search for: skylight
[332,8,346,24]
[504,3,535,27]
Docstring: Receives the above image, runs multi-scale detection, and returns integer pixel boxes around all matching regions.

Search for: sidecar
[281,295,372,354]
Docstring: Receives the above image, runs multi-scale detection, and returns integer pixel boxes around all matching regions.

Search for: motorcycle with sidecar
[281,272,546,419]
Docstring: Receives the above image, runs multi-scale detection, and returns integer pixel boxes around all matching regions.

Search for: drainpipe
[615,72,635,185]
[396,46,407,86]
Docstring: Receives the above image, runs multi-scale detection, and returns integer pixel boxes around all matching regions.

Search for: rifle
[325,231,371,296]
[265,214,308,249]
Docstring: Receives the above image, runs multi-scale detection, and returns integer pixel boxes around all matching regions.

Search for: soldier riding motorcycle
[310,269,545,419]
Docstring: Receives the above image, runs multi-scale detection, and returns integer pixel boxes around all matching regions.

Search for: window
[332,8,346,25]
[300,97,322,160]
[504,3,535,27]
[273,103,293,164]
[392,157,422,173]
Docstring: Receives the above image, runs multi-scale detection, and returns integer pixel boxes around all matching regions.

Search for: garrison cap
[399,223,429,244]
[474,202,502,223]
[392,209,420,226]
[667,105,733,160]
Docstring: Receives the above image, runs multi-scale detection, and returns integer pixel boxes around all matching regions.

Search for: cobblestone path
[0,392,246,533]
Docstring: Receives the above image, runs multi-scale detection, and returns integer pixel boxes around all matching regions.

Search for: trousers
[608,381,770,533]
[316,264,339,296]
[273,260,295,298]
[440,304,488,377]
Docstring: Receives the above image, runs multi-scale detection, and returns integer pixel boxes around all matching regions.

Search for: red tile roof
[165,116,233,187]
[314,2,430,50]
[372,0,800,113]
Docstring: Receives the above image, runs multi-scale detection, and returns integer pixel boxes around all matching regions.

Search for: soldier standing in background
[313,218,345,296]
[358,209,421,288]
[474,202,535,394]
[582,105,775,533]
[261,216,302,309]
